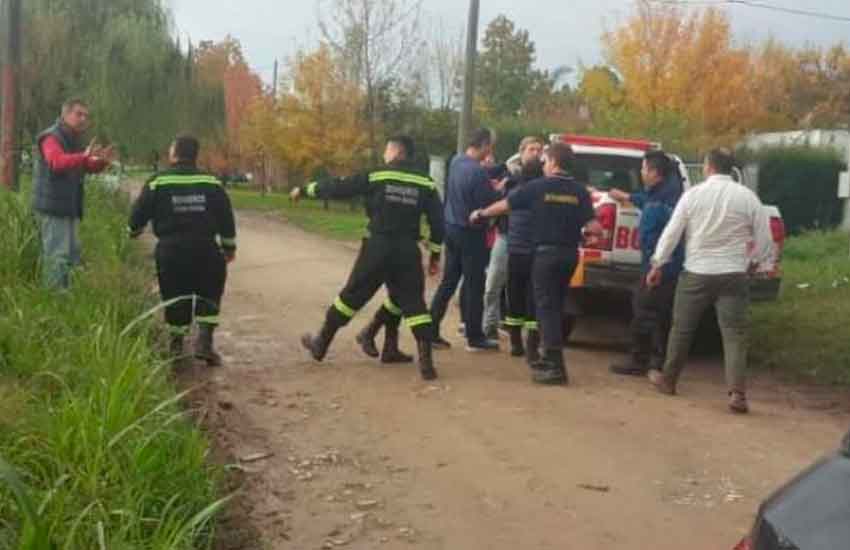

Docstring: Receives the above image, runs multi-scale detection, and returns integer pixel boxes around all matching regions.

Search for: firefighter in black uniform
[470,142,596,385]
[290,136,445,380]
[129,135,236,367]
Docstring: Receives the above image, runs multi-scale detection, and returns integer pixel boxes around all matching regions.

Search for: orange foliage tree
[195,37,265,174]
[241,44,369,188]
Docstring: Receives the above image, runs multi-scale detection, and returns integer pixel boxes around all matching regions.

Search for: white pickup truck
[545,134,786,341]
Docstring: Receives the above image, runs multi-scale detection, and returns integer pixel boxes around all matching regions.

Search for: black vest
[32,122,86,219]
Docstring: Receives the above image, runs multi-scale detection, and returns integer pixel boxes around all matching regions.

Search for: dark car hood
[755,448,850,550]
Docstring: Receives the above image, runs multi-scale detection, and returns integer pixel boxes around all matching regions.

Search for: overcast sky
[168,0,850,84]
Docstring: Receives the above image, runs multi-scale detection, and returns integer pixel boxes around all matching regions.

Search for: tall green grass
[0,183,223,549]
[751,230,850,384]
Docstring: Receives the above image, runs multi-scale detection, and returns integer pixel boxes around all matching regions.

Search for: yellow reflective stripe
[306,181,318,198]
[369,171,435,189]
[524,321,539,331]
[333,297,357,318]
[167,324,191,335]
[196,316,220,325]
[220,237,237,247]
[505,317,525,327]
[404,314,432,328]
[384,298,402,317]
[149,175,221,189]
[428,242,443,254]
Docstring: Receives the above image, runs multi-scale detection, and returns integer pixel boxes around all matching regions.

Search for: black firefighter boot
[525,329,541,367]
[195,323,223,367]
[301,313,344,362]
[508,326,525,357]
[355,310,385,358]
[532,348,568,386]
[381,322,414,364]
[416,339,438,381]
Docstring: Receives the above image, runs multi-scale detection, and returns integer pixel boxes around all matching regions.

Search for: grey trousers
[483,232,509,333]
[662,271,750,392]
[36,213,81,289]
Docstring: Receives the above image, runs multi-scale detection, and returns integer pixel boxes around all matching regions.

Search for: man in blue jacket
[430,128,505,351]
[608,150,684,376]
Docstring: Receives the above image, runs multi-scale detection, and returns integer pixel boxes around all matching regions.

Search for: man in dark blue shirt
[608,150,685,376]
[471,142,596,385]
[430,128,505,351]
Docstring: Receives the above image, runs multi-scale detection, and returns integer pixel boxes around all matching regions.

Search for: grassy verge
[0,182,222,548]
[751,230,850,384]
[229,189,368,241]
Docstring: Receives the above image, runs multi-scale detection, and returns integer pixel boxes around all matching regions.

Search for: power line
[650,0,850,22]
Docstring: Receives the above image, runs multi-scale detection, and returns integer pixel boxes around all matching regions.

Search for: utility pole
[262,59,278,195]
[456,0,480,155]
[1,0,22,191]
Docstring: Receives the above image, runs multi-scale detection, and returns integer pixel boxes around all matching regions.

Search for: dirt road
[191,211,849,550]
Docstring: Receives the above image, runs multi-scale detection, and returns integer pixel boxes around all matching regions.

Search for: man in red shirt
[32,99,114,288]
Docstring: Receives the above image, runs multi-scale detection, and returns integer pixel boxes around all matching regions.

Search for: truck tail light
[586,203,616,251]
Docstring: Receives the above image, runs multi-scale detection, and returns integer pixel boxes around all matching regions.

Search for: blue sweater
[631,176,685,282]
[444,154,502,229]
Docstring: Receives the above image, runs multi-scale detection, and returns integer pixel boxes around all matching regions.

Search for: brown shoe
[648,369,676,395]
[728,391,749,414]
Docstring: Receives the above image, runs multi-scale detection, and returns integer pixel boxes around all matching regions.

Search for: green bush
[753,146,846,235]
[0,184,223,549]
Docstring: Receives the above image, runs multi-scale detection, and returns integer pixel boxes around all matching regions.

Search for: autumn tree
[195,37,265,173]
[242,44,368,187]
[603,1,762,150]
[317,0,423,161]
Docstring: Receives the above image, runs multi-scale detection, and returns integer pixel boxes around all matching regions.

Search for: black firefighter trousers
[156,240,227,336]
[533,246,579,351]
[325,235,433,340]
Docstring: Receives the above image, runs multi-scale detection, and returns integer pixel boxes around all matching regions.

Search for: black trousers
[630,276,677,366]
[329,235,432,341]
[533,246,579,351]
[506,252,537,331]
[156,241,227,334]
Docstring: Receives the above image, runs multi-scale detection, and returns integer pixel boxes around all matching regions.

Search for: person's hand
[492,177,508,192]
[289,186,302,203]
[747,261,759,276]
[428,253,441,277]
[608,189,630,203]
[224,250,236,264]
[646,266,663,288]
[84,139,99,157]
[584,219,602,236]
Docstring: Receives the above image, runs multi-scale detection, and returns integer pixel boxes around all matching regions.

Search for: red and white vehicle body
[545,134,785,309]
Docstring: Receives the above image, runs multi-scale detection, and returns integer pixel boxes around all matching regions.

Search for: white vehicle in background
[542,134,786,342]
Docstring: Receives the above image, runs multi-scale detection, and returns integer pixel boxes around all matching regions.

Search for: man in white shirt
[646,148,774,414]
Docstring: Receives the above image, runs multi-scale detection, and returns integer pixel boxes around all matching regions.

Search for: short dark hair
[467,128,494,150]
[705,147,735,175]
[61,98,88,114]
[172,135,200,164]
[546,142,576,172]
[388,135,415,159]
[644,150,671,178]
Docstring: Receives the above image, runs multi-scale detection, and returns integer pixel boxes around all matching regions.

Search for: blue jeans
[37,213,81,289]
[430,224,489,342]
[483,233,509,333]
